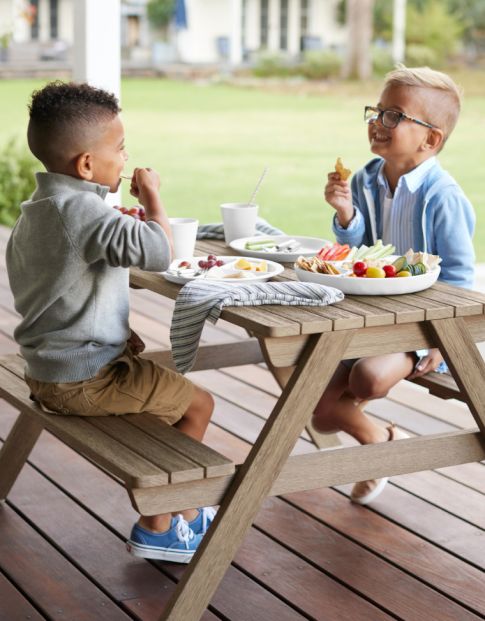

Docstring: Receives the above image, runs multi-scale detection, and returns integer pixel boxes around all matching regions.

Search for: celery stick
[354,245,369,259]
[245,239,276,250]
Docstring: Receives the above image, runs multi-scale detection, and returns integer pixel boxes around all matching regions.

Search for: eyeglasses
[364,105,437,130]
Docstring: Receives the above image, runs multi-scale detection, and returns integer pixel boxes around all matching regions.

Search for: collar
[397,157,437,193]
[33,172,110,200]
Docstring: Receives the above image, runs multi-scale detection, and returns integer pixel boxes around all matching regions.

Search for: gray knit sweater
[6,172,171,382]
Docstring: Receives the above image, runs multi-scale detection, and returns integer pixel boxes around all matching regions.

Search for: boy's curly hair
[27,81,121,169]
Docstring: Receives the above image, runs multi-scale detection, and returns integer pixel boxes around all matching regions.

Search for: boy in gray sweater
[6,81,215,563]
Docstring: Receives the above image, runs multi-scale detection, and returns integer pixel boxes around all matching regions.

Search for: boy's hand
[324,172,354,228]
[129,168,160,207]
[407,348,443,380]
[127,329,146,355]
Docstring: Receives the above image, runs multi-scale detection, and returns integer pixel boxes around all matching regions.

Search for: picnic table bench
[0,354,235,516]
[1,238,485,621]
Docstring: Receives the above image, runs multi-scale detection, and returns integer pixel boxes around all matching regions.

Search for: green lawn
[1,75,483,258]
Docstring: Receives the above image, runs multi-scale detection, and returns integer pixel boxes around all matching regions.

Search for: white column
[392,0,406,64]
[73,0,120,100]
[268,0,280,51]
[230,0,243,64]
[73,0,121,205]
[39,0,50,41]
[287,0,300,55]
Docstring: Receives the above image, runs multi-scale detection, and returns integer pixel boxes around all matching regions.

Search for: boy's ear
[74,152,94,181]
[425,128,445,152]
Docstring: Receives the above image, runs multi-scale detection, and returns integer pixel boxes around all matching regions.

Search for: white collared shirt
[376,157,436,254]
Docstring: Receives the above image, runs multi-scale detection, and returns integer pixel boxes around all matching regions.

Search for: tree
[342,0,375,79]
[147,0,175,38]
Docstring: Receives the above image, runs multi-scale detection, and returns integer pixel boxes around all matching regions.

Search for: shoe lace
[174,514,195,549]
[201,506,217,532]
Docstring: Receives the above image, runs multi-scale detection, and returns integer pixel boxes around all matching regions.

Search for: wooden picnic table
[130,239,485,621]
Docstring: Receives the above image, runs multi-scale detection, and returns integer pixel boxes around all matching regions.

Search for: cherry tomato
[383,264,397,278]
[353,261,367,277]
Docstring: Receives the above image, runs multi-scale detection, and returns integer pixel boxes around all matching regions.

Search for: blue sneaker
[188,507,217,535]
[126,514,202,563]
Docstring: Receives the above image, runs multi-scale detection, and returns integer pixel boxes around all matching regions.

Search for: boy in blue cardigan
[314,66,475,504]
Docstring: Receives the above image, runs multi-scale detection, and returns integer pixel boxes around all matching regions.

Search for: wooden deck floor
[0,225,484,621]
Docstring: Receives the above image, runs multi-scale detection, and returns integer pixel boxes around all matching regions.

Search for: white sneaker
[350,425,409,505]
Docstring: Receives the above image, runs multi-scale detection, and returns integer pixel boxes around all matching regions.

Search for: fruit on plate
[353,261,367,277]
[255,260,268,272]
[234,258,253,270]
[198,255,225,268]
[365,266,386,278]
[383,264,397,278]
[317,242,351,261]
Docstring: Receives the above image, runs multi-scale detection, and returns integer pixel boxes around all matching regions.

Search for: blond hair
[384,65,462,141]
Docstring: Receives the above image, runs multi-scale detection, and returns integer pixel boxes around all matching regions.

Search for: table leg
[429,317,485,433]
[258,338,341,450]
[159,329,354,621]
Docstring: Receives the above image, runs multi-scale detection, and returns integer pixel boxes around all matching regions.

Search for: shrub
[252,53,295,78]
[405,44,439,67]
[0,139,39,227]
[372,45,393,76]
[300,50,342,80]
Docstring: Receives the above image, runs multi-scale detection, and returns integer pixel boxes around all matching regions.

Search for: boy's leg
[138,385,214,531]
[313,352,415,444]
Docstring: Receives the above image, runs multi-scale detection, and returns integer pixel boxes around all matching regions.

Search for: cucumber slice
[393,256,409,272]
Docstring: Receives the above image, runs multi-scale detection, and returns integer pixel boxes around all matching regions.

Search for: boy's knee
[190,387,214,420]
[349,367,388,401]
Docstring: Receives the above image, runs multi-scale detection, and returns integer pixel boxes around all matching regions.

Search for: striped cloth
[197,217,285,240]
[170,280,344,374]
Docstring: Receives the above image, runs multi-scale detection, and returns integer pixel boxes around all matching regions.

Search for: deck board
[0,225,484,620]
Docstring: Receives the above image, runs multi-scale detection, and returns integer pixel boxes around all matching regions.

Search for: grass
[1,73,484,258]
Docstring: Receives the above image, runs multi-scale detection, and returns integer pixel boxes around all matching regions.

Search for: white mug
[220,203,258,245]
[168,217,199,259]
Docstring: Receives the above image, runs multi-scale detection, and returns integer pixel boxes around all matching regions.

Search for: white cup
[168,217,199,259]
[220,203,259,244]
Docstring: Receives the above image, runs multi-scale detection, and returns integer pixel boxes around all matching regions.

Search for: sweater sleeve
[431,189,475,288]
[58,193,171,271]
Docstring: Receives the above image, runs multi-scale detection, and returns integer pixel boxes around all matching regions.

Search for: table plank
[414,288,483,316]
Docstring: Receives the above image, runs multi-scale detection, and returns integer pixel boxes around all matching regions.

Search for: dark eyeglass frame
[364,105,437,130]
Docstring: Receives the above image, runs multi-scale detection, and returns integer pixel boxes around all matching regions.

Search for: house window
[30,0,39,40]
[300,0,309,51]
[49,0,58,39]
[280,0,288,50]
[260,0,269,48]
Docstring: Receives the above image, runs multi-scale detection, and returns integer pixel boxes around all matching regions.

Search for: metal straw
[247,166,268,206]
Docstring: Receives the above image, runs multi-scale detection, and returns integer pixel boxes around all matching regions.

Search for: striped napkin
[197,217,285,240]
[170,280,344,374]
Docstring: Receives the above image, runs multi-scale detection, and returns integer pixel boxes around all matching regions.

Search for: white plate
[229,235,330,262]
[295,263,441,295]
[162,256,284,285]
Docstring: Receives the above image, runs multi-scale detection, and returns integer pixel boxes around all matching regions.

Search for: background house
[0,0,346,66]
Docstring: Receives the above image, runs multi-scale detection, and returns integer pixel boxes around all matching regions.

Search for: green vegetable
[393,256,409,272]
[245,239,276,250]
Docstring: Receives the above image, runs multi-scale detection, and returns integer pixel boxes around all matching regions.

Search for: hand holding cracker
[335,157,352,181]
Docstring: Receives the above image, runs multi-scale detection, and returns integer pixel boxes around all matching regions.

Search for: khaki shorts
[25,348,195,426]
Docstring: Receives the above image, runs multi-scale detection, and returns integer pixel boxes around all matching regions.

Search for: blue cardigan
[332,157,476,288]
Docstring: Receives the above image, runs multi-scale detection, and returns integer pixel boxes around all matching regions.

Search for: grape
[207,259,216,268]
[215,259,224,267]
[198,260,208,268]
[207,254,217,261]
